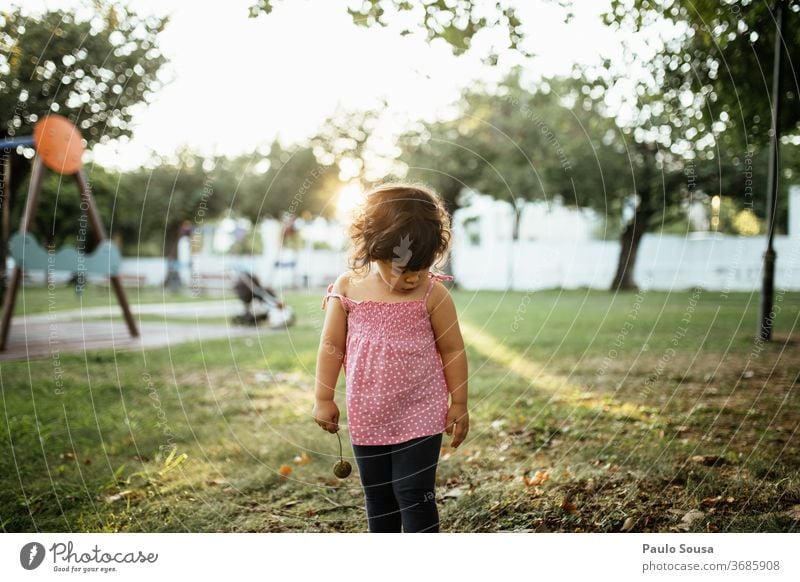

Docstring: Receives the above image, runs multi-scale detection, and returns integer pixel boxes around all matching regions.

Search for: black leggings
[351,432,443,533]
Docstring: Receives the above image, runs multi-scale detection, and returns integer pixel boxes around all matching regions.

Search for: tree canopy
[249,0,530,60]
[0,3,168,144]
[603,0,800,148]
[401,68,688,227]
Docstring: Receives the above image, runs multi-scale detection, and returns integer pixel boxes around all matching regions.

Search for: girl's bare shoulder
[333,270,367,294]
[426,279,454,315]
[342,270,371,289]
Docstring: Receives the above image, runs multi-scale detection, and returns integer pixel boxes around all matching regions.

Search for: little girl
[312,182,469,533]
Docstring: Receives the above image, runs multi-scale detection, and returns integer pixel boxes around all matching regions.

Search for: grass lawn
[1,286,799,532]
[11,282,221,315]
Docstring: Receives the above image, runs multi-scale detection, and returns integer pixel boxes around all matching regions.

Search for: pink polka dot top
[321,271,455,445]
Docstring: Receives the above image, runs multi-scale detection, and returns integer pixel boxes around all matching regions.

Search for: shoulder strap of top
[424,271,455,300]
[321,282,357,311]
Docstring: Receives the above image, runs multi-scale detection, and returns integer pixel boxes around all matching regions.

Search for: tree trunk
[609,141,659,292]
[163,222,184,291]
[610,197,653,291]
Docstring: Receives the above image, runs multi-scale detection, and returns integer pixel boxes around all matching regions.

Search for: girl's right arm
[313,275,348,433]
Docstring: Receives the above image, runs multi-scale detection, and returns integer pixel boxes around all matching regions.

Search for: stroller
[231,271,295,328]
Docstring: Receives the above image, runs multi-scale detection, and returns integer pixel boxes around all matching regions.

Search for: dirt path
[0,300,276,362]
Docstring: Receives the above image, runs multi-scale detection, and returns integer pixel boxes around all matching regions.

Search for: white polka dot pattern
[320,271,455,445]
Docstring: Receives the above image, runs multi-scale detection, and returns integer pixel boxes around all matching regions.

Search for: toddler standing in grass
[313,183,469,533]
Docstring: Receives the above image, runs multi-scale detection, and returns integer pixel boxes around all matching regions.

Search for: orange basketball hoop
[32,114,85,175]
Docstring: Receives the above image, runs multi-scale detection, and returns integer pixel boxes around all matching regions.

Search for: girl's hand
[445,403,469,448]
[312,399,340,433]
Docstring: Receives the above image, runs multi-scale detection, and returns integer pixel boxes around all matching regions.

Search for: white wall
[125,235,800,293]
[451,232,800,291]
[110,189,800,292]
[449,192,800,291]
[790,185,800,239]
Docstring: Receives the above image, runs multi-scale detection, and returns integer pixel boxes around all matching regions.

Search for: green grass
[12,282,221,315]
[1,287,799,532]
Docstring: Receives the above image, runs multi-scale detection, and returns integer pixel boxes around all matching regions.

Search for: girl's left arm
[429,284,469,446]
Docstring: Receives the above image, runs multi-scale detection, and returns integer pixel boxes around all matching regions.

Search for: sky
[21,0,626,171]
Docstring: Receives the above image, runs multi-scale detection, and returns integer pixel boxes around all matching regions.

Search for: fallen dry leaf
[293,452,310,465]
[526,486,544,498]
[523,470,550,487]
[621,516,636,532]
[689,455,727,466]
[560,498,578,515]
[104,489,143,504]
[466,450,481,462]
[786,505,800,521]
[679,510,705,530]
[443,487,465,499]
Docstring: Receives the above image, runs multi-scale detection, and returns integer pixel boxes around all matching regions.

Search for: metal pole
[0,157,46,351]
[0,136,35,149]
[1,152,10,298]
[758,0,786,342]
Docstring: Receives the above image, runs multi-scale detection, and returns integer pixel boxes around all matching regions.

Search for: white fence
[450,233,800,291]
[37,187,800,292]
[117,248,344,291]
[114,231,800,293]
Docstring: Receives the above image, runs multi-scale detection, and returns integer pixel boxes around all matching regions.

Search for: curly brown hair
[346,183,452,276]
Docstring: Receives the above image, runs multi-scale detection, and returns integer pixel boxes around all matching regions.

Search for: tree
[401,69,695,289]
[252,0,792,289]
[125,143,340,287]
[603,0,800,145]
[0,2,168,294]
[249,0,529,61]
[15,163,140,253]
[116,150,228,287]
[0,4,168,145]
[599,0,798,230]
[229,140,342,223]
[249,0,697,290]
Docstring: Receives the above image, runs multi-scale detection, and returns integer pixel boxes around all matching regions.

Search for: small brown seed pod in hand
[332,431,352,479]
[333,459,352,478]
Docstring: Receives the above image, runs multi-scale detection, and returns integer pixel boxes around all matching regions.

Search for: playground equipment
[0,114,139,350]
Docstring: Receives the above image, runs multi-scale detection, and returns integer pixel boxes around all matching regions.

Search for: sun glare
[336,183,365,220]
